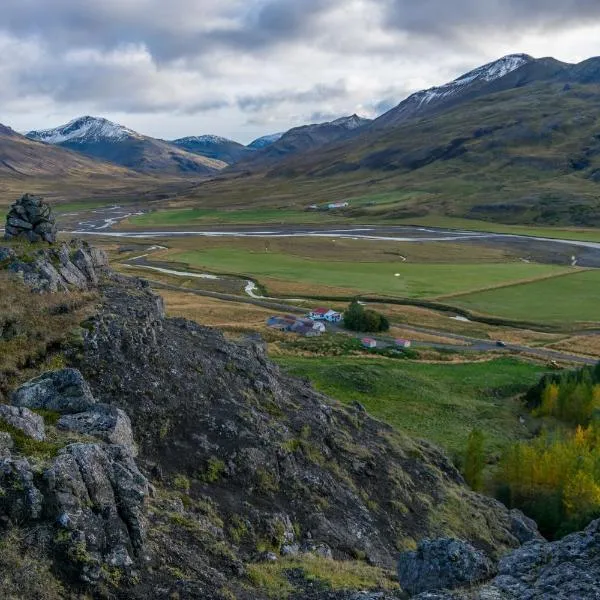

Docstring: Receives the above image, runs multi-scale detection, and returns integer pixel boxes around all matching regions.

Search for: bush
[343,300,389,333]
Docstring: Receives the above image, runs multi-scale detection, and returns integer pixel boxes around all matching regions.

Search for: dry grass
[388,325,468,345]
[0,271,97,401]
[547,335,600,359]
[159,289,275,334]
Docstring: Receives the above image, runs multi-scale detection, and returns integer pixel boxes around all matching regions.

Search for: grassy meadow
[453,270,600,324]
[164,247,570,299]
[276,356,546,458]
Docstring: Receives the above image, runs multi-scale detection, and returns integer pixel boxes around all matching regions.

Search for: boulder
[397,538,496,596]
[57,404,135,452]
[0,404,46,441]
[4,194,57,243]
[11,368,97,414]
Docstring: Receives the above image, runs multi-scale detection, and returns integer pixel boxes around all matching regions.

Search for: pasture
[452,270,600,324]
[276,356,546,458]
[164,246,571,299]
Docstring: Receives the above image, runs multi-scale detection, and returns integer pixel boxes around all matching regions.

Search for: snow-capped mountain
[26,116,226,176]
[247,132,284,150]
[27,116,140,145]
[373,54,537,128]
[172,134,251,165]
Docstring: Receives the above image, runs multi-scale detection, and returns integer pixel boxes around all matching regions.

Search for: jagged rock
[0,431,14,451]
[508,509,544,544]
[2,239,108,292]
[11,368,97,414]
[476,518,600,599]
[0,456,44,521]
[0,404,46,441]
[397,538,496,596]
[57,404,135,452]
[4,194,57,243]
[44,443,149,584]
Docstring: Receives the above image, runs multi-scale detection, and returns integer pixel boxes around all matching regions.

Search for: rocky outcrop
[12,368,97,413]
[1,239,108,292]
[45,443,149,583]
[408,518,600,599]
[0,404,46,441]
[4,193,57,243]
[398,539,495,596]
[70,277,535,584]
[58,404,135,452]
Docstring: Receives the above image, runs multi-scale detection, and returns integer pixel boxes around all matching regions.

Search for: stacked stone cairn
[4,193,57,243]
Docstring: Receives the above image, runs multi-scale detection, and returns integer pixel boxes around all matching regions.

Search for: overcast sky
[2,0,600,143]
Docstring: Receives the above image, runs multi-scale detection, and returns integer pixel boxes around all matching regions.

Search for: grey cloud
[0,0,334,62]
[237,80,349,112]
[382,0,600,36]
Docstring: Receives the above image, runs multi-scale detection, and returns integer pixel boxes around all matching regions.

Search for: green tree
[463,429,486,492]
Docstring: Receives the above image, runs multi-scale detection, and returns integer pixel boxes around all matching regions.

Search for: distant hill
[247,132,284,149]
[27,116,227,176]
[237,114,371,168]
[172,135,253,165]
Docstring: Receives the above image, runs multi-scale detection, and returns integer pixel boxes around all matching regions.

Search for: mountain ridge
[27,116,226,176]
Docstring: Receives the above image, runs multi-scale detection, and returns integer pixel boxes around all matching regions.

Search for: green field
[125,207,337,227]
[453,270,600,324]
[276,357,545,457]
[166,248,569,298]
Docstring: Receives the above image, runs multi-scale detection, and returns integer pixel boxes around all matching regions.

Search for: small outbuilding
[395,339,412,349]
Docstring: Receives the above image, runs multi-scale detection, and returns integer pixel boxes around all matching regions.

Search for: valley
[4,44,600,599]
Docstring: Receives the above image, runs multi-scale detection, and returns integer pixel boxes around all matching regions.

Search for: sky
[2,0,600,144]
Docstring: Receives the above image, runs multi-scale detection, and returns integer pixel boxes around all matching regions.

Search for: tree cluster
[343,300,390,333]
[493,361,600,538]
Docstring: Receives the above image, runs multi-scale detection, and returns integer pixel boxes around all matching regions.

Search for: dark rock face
[71,277,531,579]
[4,193,57,243]
[0,404,46,441]
[1,239,108,292]
[398,538,495,596]
[478,518,600,599]
[12,368,97,414]
[57,403,135,452]
[45,443,149,583]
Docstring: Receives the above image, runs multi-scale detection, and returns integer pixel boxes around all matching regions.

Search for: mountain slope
[238,114,371,167]
[371,54,570,129]
[0,123,138,179]
[247,132,284,149]
[181,55,600,227]
[27,116,227,176]
[172,134,252,164]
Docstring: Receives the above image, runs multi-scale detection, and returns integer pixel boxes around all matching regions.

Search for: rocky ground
[0,238,597,599]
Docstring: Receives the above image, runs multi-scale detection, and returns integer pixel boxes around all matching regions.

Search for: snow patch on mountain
[174,135,236,145]
[330,114,371,129]
[247,132,284,149]
[27,116,141,145]
[414,54,534,107]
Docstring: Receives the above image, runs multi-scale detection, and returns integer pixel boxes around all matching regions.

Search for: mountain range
[26,116,226,176]
[6,52,600,225]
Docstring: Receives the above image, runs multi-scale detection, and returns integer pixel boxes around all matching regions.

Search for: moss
[0,420,62,459]
[228,514,249,544]
[281,438,301,453]
[32,409,61,426]
[256,468,280,494]
[173,474,191,492]
[200,456,226,483]
[246,556,399,599]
